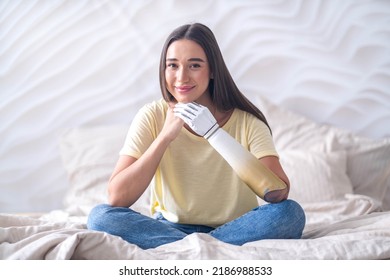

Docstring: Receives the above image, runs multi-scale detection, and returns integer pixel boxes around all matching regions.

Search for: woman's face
[165,39,212,104]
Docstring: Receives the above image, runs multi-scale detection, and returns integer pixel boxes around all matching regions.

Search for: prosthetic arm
[174,102,288,201]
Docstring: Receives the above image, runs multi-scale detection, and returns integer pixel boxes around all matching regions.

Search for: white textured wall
[1,0,389,212]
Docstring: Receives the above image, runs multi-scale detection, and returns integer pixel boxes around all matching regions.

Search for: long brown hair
[159,23,271,132]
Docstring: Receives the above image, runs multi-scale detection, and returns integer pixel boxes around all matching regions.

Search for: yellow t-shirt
[120,99,278,227]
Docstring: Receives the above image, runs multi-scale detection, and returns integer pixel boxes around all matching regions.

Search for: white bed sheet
[1,194,389,260]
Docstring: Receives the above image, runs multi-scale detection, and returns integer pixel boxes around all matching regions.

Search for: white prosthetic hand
[174,102,220,138]
[174,102,288,201]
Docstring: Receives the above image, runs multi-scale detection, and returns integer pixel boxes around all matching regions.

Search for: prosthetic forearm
[174,102,287,201]
[207,128,287,199]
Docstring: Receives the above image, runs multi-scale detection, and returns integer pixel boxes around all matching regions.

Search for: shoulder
[140,98,168,115]
[130,99,168,133]
[134,99,168,124]
[234,109,270,131]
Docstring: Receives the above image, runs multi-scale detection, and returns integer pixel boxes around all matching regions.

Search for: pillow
[252,95,390,209]
[279,149,353,203]
[329,132,390,209]
[59,125,151,216]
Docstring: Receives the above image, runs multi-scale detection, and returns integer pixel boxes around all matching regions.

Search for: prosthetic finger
[173,107,194,122]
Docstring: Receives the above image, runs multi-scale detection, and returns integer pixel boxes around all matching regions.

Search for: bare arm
[108,107,184,207]
[259,156,290,203]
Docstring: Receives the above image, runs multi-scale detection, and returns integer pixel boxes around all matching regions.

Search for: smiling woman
[86,22,305,250]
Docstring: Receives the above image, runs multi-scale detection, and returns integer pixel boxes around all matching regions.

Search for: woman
[87,23,305,249]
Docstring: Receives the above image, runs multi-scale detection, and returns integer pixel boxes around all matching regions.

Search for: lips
[175,85,195,93]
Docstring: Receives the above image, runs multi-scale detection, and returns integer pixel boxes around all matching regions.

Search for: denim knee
[87,204,112,231]
[254,199,305,239]
[281,199,306,238]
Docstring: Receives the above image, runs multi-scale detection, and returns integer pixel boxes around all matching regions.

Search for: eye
[166,63,178,69]
[190,63,201,69]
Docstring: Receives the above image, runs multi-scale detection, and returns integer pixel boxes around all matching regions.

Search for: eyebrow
[166,58,206,62]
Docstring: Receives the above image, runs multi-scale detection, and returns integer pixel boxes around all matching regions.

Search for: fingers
[175,102,203,112]
[173,108,193,121]
[161,107,185,141]
[173,102,202,120]
[174,102,201,112]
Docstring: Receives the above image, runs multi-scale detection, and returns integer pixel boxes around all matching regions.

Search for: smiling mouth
[175,86,194,93]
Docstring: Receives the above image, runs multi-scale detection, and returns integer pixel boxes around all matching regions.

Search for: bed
[1,0,390,260]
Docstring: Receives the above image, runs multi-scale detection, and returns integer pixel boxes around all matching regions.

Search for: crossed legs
[87,200,305,249]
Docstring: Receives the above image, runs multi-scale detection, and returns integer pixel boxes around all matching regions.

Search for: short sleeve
[247,116,279,159]
[119,103,162,158]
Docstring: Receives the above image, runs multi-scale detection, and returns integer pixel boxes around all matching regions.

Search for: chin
[175,96,195,104]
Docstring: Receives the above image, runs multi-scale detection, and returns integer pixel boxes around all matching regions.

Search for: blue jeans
[87,199,305,250]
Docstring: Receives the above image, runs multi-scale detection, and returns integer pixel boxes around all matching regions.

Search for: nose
[177,67,189,83]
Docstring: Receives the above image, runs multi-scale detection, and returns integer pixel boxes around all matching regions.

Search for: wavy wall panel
[1,0,389,212]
